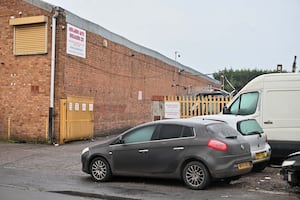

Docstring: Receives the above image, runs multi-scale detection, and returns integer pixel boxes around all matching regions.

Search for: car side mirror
[118,138,125,144]
[113,137,124,145]
[223,106,231,114]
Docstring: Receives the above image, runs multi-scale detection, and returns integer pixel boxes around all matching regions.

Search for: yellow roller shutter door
[14,23,47,55]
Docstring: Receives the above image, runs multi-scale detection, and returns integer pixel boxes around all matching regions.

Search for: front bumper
[81,151,90,174]
[281,167,300,186]
[281,152,300,187]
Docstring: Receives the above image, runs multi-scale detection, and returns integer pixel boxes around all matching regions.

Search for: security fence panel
[164,95,231,118]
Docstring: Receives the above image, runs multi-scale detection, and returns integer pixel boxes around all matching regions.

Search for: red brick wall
[55,22,219,137]
[0,0,53,141]
[0,0,220,142]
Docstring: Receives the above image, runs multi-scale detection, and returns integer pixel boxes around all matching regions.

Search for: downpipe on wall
[49,7,59,144]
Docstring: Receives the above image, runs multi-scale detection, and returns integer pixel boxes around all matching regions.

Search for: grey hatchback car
[81,118,252,189]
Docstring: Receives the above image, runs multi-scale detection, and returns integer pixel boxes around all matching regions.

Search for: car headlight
[282,160,296,167]
[81,147,89,155]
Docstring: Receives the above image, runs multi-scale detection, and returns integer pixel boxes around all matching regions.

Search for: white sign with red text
[67,24,86,58]
[164,102,180,119]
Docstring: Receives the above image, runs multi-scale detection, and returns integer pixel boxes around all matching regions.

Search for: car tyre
[252,162,268,172]
[90,157,112,182]
[223,175,241,184]
[182,161,211,190]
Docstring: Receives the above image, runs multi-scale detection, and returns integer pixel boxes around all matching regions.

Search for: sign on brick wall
[164,102,180,119]
[67,24,86,58]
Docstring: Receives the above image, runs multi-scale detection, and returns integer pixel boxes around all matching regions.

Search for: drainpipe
[49,8,59,144]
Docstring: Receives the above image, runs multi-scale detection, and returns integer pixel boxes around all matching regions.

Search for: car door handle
[264,121,273,125]
[173,147,184,151]
[138,149,149,153]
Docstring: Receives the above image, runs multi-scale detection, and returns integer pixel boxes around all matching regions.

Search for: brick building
[0,0,220,143]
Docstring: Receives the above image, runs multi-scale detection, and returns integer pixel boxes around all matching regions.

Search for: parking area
[0,139,299,200]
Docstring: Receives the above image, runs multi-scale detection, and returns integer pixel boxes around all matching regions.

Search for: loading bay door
[60,96,94,144]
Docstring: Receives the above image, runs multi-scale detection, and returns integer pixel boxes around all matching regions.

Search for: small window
[229,98,240,115]
[182,127,194,137]
[229,92,259,115]
[123,125,156,144]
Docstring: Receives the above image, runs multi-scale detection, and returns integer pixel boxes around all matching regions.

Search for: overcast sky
[43,0,299,74]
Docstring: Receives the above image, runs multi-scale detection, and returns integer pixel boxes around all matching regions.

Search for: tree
[213,68,279,94]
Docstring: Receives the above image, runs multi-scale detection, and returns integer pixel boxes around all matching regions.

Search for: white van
[223,73,300,162]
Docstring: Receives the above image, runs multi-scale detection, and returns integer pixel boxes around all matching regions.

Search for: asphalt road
[0,187,92,200]
[0,139,299,200]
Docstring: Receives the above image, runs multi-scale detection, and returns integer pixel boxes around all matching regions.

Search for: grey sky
[43,0,300,74]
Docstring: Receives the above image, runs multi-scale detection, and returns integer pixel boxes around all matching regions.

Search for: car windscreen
[237,119,264,136]
[206,123,239,138]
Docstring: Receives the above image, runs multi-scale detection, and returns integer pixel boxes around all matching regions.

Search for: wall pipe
[49,8,59,144]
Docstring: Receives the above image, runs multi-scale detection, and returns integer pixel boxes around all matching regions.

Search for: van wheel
[90,157,112,182]
[182,161,211,190]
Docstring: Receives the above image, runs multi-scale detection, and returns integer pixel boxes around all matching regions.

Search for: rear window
[207,123,239,138]
[182,127,194,137]
[237,119,263,136]
[157,124,195,140]
[159,125,182,139]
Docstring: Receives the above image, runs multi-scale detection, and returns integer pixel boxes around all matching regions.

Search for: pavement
[0,139,98,176]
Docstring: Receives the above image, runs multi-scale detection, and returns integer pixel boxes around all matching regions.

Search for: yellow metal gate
[60,96,94,144]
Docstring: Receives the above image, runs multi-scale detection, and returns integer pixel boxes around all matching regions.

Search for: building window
[10,15,48,55]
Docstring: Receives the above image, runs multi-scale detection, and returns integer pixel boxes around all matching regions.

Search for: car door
[110,125,156,175]
[147,124,195,174]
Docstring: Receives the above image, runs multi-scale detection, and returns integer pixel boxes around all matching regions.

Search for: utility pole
[220,71,225,90]
[292,56,297,73]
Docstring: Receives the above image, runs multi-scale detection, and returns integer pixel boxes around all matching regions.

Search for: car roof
[192,115,256,124]
[137,118,224,128]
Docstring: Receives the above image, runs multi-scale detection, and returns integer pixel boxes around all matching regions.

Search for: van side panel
[263,89,300,161]
[262,75,300,161]
[263,90,300,137]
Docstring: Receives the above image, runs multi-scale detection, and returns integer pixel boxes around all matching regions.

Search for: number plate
[238,162,251,170]
[255,152,267,159]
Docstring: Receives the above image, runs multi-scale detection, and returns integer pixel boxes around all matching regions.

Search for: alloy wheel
[90,158,111,182]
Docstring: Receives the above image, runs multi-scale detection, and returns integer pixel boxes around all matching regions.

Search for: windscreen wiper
[226,135,237,139]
